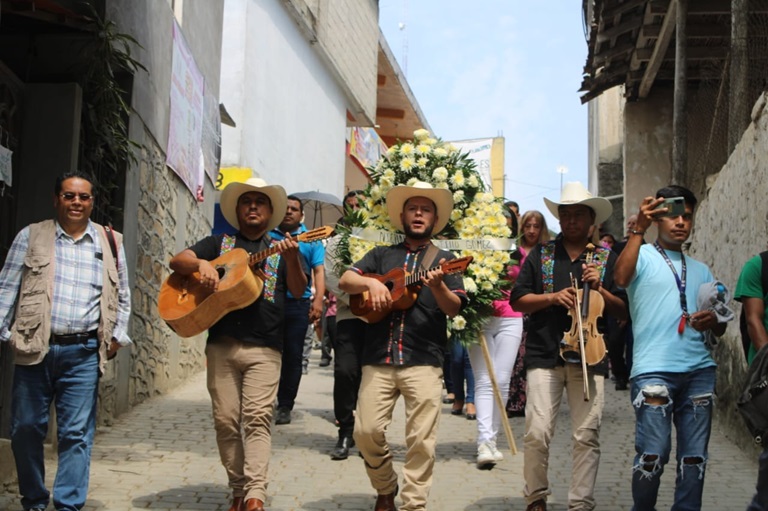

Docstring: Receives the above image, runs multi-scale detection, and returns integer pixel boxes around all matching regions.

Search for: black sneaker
[615,379,629,391]
[275,407,291,425]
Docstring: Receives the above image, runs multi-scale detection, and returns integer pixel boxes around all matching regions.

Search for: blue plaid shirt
[0,220,132,344]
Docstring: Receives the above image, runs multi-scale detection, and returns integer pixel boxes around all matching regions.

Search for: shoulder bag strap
[103,224,119,271]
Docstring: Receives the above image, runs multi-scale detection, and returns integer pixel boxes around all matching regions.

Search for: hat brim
[386,186,453,235]
[220,182,287,232]
[544,196,612,225]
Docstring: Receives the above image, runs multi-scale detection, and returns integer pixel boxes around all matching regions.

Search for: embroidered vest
[540,240,609,293]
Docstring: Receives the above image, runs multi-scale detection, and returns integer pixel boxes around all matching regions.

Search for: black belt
[50,330,98,346]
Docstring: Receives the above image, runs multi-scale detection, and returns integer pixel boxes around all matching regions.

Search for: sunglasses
[59,192,94,202]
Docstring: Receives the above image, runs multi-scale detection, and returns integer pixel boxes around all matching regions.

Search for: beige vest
[10,219,121,374]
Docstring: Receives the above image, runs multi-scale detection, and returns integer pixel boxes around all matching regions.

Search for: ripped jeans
[630,367,716,511]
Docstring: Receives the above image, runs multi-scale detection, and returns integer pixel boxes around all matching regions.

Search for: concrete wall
[688,91,768,452]
[283,0,379,125]
[219,0,362,197]
[588,87,625,237]
[102,0,224,417]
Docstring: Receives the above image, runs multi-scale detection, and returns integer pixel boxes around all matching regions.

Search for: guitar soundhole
[385,281,394,291]
[216,267,226,280]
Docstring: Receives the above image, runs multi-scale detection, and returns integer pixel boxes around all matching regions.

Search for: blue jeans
[11,337,100,511]
[630,367,716,511]
[277,299,310,410]
[748,446,768,511]
[450,341,474,403]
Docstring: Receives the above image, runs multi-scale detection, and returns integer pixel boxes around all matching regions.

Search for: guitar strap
[419,243,441,273]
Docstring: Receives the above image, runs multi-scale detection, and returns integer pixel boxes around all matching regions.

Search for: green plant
[78,7,147,223]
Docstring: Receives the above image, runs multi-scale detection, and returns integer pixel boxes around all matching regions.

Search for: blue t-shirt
[270,224,325,299]
[627,244,716,378]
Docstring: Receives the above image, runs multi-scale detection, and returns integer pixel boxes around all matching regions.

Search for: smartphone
[656,196,686,217]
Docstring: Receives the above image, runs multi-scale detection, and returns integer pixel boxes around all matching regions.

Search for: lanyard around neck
[653,241,688,334]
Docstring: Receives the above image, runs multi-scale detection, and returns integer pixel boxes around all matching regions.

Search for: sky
[378,1,591,232]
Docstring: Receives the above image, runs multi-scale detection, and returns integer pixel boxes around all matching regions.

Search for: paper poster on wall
[0,144,12,186]
[167,20,205,199]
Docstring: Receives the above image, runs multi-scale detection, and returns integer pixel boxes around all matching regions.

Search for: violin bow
[570,272,591,402]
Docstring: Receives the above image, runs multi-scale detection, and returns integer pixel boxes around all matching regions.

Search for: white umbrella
[293,191,344,230]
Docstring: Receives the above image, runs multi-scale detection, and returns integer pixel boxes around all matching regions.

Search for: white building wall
[220,0,347,196]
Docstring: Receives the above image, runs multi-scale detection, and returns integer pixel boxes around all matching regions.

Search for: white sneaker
[489,441,504,462]
[476,442,496,469]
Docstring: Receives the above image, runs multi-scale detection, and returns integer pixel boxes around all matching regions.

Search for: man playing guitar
[339,181,467,511]
[169,177,307,511]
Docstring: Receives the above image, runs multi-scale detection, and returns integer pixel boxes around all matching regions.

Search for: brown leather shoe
[526,499,547,511]
[245,498,265,511]
[228,497,244,511]
[374,492,397,511]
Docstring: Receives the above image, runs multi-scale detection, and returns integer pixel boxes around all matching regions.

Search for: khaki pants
[354,365,443,511]
[206,337,282,502]
[523,366,604,511]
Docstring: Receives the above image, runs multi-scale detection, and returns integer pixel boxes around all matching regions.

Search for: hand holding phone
[654,196,685,217]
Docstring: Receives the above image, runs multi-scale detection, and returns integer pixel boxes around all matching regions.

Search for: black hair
[54,170,96,196]
[286,194,304,213]
[655,185,697,209]
[504,200,519,212]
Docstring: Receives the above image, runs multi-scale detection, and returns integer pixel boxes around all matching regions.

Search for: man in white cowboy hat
[339,181,467,511]
[169,177,308,511]
[510,181,627,511]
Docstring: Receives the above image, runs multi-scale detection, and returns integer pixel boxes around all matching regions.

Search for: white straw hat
[543,181,612,224]
[219,177,287,231]
[386,181,454,234]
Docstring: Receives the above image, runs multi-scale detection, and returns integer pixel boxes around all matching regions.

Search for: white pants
[469,316,523,446]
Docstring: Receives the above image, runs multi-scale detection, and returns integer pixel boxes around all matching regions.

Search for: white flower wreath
[338,129,512,345]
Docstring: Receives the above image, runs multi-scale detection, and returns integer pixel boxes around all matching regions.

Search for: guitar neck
[404,261,466,285]
[244,227,333,268]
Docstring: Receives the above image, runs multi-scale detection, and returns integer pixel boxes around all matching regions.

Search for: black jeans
[321,315,335,363]
[333,317,367,438]
[277,299,311,410]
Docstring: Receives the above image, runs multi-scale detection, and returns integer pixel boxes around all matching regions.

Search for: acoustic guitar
[158,226,334,338]
[349,256,473,323]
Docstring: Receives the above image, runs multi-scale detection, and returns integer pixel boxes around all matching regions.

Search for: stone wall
[688,91,768,453]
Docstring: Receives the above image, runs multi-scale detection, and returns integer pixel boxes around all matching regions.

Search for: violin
[560,243,608,400]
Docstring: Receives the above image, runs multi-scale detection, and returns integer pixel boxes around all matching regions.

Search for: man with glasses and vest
[170,177,307,511]
[0,170,132,511]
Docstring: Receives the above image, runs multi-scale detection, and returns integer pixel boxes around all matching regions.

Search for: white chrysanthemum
[433,147,448,157]
[445,143,459,154]
[452,315,467,330]
[433,167,448,181]
[386,146,397,156]
[400,157,415,171]
[463,277,478,294]
[417,157,429,168]
[467,175,480,188]
[399,143,415,156]
[450,209,462,221]
[414,128,430,140]
[450,171,465,187]
[436,181,450,190]
[453,190,465,202]
[416,144,431,155]
[406,177,419,186]
[425,137,438,146]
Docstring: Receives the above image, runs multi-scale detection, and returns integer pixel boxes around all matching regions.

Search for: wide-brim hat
[219,177,287,231]
[386,181,454,234]
[543,181,612,224]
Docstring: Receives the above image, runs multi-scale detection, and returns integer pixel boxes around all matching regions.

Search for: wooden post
[672,0,688,185]
[729,0,749,152]
[477,331,518,454]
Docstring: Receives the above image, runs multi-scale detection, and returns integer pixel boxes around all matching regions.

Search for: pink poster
[167,20,205,199]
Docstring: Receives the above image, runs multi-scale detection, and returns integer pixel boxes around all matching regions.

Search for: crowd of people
[0,170,765,511]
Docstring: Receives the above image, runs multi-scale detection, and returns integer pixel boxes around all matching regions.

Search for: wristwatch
[630,229,645,236]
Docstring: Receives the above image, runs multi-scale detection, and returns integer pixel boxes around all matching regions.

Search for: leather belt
[50,330,98,346]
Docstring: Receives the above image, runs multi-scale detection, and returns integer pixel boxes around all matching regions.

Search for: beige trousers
[354,364,443,511]
[523,365,604,511]
[206,336,282,503]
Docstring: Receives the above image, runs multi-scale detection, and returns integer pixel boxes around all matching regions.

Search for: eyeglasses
[59,192,93,202]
